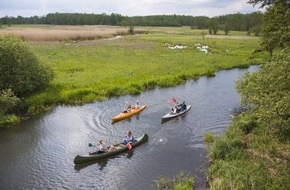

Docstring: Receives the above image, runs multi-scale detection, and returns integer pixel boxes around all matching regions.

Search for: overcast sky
[0,0,263,18]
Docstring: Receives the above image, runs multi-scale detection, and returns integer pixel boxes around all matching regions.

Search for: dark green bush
[0,35,54,97]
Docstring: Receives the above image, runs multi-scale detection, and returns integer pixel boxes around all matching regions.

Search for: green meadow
[22,26,261,113]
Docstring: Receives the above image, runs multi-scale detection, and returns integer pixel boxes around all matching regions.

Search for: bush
[0,114,20,127]
[236,55,290,139]
[0,89,19,114]
[0,35,54,97]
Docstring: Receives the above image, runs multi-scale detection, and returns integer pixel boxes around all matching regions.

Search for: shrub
[0,35,54,97]
[0,89,19,114]
[0,114,20,127]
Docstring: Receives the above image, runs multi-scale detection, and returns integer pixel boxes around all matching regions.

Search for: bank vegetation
[205,0,289,189]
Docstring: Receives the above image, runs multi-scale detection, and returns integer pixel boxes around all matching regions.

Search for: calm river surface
[0,66,257,190]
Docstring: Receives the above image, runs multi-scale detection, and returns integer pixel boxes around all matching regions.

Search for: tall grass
[155,172,194,190]
[0,25,143,41]
[204,114,290,190]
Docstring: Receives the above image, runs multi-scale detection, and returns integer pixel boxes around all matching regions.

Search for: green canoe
[74,134,149,164]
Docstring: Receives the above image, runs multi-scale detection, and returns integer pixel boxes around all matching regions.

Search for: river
[0,66,257,190]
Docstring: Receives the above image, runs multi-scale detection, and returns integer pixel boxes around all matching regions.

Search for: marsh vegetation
[0,25,262,125]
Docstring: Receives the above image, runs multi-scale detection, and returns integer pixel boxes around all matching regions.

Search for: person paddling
[123,101,132,113]
[97,140,107,154]
[89,139,107,155]
[178,101,187,111]
[123,130,134,145]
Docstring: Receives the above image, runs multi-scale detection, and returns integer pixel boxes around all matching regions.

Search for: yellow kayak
[112,105,147,122]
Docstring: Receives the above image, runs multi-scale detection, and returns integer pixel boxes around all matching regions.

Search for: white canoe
[161,105,191,120]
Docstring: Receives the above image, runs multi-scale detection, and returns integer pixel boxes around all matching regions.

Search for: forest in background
[1,12,264,35]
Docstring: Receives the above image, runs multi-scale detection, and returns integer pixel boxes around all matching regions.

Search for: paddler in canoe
[123,101,140,113]
[89,139,107,155]
[135,101,140,108]
[89,130,134,155]
[112,101,147,122]
[123,130,134,150]
[89,139,117,155]
[123,101,132,113]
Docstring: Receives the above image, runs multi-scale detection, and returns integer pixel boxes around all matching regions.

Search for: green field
[9,26,261,113]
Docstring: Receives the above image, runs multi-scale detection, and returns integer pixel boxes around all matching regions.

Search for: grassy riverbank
[4,25,261,114]
[205,112,290,189]
[204,54,290,189]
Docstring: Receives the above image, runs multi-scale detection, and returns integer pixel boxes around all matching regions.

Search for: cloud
[0,0,261,17]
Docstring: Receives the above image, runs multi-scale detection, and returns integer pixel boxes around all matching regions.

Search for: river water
[0,66,257,190]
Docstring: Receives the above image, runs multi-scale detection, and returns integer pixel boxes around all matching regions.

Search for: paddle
[168,97,178,105]
[88,143,96,147]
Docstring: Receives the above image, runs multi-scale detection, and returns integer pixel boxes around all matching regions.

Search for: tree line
[0,12,264,35]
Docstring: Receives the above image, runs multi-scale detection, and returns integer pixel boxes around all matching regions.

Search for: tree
[236,54,290,139]
[201,31,207,39]
[249,0,290,56]
[0,35,54,97]
[208,18,219,35]
[223,23,230,35]
[249,11,264,36]
[248,0,276,8]
[236,0,290,139]
[128,24,134,35]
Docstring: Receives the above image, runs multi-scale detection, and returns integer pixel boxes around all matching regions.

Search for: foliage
[128,24,134,35]
[1,12,263,33]
[251,0,290,56]
[155,172,194,190]
[0,35,54,97]
[208,18,219,35]
[200,31,207,40]
[0,89,19,114]
[206,2,290,189]
[236,54,290,139]
[222,23,230,35]
[249,11,264,36]
[0,114,20,127]
[204,132,215,144]
[248,0,277,8]
[206,114,290,190]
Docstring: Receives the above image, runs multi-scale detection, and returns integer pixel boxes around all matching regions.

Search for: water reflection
[74,159,109,171]
[74,150,135,171]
